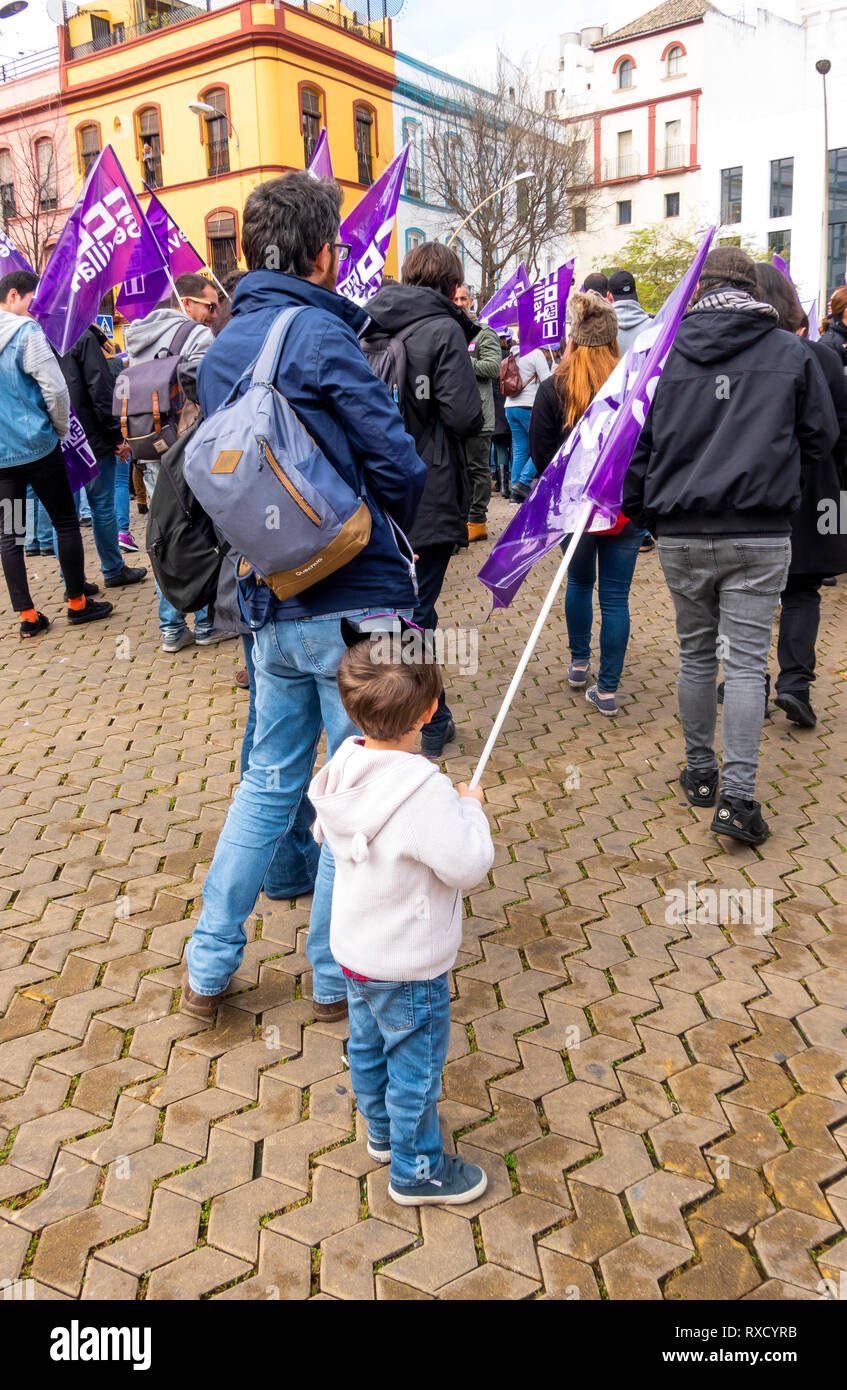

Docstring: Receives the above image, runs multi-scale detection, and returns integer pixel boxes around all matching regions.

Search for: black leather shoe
[711,795,769,845]
[105,565,148,587]
[774,693,816,728]
[420,718,457,760]
[679,767,719,807]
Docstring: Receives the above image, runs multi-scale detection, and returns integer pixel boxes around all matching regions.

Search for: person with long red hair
[529,291,648,717]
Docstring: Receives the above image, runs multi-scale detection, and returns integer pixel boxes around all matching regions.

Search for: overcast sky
[2,0,608,74]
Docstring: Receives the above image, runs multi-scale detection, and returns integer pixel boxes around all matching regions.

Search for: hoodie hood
[365,283,476,342]
[0,310,31,354]
[124,307,188,359]
[614,300,651,332]
[310,738,440,864]
[673,307,780,366]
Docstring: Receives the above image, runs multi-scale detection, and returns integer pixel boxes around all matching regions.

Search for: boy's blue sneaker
[388,1153,488,1206]
[367,1136,391,1163]
[586,684,619,717]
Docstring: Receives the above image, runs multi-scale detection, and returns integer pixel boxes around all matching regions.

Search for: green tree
[601,223,769,314]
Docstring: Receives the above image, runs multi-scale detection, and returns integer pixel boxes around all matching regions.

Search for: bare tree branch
[1,99,72,271]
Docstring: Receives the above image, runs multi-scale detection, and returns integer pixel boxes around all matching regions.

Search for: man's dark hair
[241,172,343,276]
[754,261,805,334]
[402,241,464,299]
[0,269,38,302]
[175,272,216,300]
[583,272,608,296]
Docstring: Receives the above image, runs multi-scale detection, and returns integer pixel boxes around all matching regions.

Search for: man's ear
[314,243,331,276]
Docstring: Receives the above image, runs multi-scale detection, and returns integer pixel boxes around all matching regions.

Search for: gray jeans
[658,536,791,799]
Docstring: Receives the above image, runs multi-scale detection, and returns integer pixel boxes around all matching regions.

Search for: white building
[555,0,847,306]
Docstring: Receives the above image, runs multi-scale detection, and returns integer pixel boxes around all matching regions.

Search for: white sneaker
[162,629,195,653]
[194,629,239,647]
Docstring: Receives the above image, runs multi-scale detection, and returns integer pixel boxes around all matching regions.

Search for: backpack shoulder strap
[171,319,195,357]
[251,306,307,387]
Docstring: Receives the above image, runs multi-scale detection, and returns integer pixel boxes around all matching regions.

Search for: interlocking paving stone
[3,517,847,1298]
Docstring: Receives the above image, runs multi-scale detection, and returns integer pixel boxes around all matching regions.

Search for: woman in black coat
[819,285,847,371]
[755,263,847,728]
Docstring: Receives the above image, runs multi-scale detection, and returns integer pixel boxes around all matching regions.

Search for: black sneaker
[679,766,719,807]
[104,565,147,588]
[62,580,100,600]
[20,612,50,639]
[711,795,769,845]
[137,504,149,515]
[67,598,113,625]
[420,718,456,760]
[774,693,816,728]
[24,546,40,556]
[821,576,836,587]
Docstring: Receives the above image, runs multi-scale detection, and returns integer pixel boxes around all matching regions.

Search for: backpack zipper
[259,439,321,526]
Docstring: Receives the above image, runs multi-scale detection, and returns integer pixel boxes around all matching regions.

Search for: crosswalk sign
[96,314,114,338]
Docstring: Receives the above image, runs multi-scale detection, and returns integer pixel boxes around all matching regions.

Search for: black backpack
[146,420,230,614]
[360,315,442,410]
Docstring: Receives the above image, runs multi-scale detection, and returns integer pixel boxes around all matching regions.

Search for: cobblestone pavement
[1,497,846,1302]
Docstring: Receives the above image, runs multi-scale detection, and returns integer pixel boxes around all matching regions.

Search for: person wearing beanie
[529,291,649,717]
[623,245,838,846]
[607,269,653,356]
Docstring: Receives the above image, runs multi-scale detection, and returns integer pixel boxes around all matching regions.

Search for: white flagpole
[469,497,595,790]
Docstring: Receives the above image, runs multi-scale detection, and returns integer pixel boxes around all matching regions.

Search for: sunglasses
[333,242,351,262]
[185,296,218,314]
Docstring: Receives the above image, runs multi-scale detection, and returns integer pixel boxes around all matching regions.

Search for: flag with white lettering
[478,265,529,333]
[515,261,575,353]
[335,145,410,307]
[30,145,166,354]
[0,226,31,275]
[116,188,206,322]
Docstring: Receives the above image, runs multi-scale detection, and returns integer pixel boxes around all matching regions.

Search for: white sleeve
[533,349,552,381]
[410,775,494,891]
[21,326,70,438]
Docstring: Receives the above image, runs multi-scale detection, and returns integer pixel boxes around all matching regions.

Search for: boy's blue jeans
[346,973,451,1188]
[187,606,406,1003]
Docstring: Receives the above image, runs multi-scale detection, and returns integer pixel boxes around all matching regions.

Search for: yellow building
[59,0,398,282]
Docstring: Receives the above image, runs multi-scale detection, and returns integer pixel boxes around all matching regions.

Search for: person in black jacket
[364,241,484,758]
[58,323,147,590]
[623,246,838,846]
[754,263,847,728]
[819,286,847,371]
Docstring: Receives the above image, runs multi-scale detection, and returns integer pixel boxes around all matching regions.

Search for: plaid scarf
[691,288,779,319]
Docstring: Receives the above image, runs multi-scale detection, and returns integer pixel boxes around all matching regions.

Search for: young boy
[309,618,495,1205]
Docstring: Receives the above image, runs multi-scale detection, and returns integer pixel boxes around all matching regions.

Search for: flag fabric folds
[335,145,410,307]
[773,253,819,342]
[307,129,334,181]
[478,227,715,609]
[30,146,167,354]
[478,264,529,333]
[515,260,575,353]
[0,227,32,275]
[116,188,206,322]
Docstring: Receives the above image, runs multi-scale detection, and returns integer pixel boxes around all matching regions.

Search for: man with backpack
[122,272,231,652]
[59,321,147,594]
[180,171,427,1023]
[362,243,483,757]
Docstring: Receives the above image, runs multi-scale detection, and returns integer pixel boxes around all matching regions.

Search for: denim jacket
[0,312,69,467]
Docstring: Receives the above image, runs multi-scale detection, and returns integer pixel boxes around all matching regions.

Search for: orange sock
[67,596,86,611]
[20,608,38,623]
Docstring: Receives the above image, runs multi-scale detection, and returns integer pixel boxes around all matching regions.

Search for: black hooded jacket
[623,308,838,536]
[363,283,483,549]
[58,324,122,458]
[787,338,847,576]
[819,316,847,371]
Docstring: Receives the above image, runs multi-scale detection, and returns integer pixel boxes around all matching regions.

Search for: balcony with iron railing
[207,138,230,176]
[67,0,389,59]
[0,46,59,82]
[656,144,687,171]
[602,153,640,182]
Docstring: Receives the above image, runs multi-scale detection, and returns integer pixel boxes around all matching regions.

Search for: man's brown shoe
[180,971,230,1020]
[467,521,487,542]
[312,998,348,1022]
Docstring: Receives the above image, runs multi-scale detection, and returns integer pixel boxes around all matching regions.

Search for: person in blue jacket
[181,170,427,1025]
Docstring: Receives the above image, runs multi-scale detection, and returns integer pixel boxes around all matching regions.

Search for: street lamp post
[188,100,241,152]
[816,58,831,316]
[446,170,537,247]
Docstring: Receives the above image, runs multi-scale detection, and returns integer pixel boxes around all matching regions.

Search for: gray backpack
[183,306,374,602]
[113,320,194,462]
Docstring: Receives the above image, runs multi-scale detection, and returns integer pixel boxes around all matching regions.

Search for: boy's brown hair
[337,636,443,740]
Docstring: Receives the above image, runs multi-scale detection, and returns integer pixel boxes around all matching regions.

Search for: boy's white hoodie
[309,737,494,982]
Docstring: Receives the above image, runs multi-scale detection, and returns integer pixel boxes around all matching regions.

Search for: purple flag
[30,145,167,354]
[335,145,410,307]
[308,129,334,181]
[806,299,819,342]
[0,227,32,275]
[116,189,205,322]
[515,261,575,352]
[479,265,529,333]
[479,227,715,608]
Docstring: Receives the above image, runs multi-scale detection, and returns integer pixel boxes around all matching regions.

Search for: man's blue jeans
[565,522,646,693]
[241,633,320,897]
[346,972,451,1188]
[186,606,399,1003]
[84,455,125,581]
[142,458,212,639]
[115,458,131,534]
[505,407,535,489]
[26,486,54,550]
